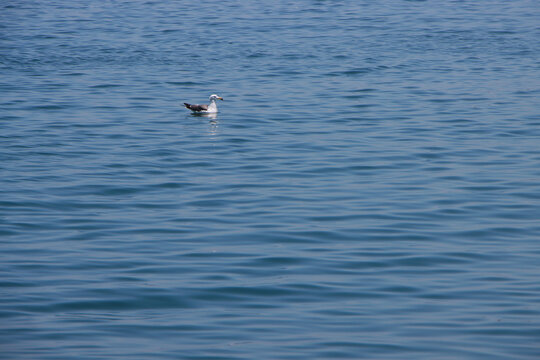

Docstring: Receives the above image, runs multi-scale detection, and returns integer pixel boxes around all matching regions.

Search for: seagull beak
[218,97,224,100]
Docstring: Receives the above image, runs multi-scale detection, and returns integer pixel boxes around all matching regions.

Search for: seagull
[184,94,224,113]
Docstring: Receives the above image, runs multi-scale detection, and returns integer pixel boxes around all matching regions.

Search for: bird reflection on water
[207,119,219,136]
[190,112,217,120]
[189,112,219,136]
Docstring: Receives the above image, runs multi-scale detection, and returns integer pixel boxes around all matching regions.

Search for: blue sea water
[1,1,540,359]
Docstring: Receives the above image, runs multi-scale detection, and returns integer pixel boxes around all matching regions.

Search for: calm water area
[1,1,540,359]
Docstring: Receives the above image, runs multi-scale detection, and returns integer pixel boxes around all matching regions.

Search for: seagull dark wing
[184,103,208,112]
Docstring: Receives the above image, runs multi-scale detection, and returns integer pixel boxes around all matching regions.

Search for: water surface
[1,1,540,359]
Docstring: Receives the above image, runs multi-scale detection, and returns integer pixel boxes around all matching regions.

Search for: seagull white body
[184,94,224,113]
[206,97,219,113]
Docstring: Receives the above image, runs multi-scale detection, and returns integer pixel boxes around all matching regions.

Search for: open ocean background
[1,1,540,359]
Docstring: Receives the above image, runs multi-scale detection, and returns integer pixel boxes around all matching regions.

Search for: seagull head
[209,94,224,101]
